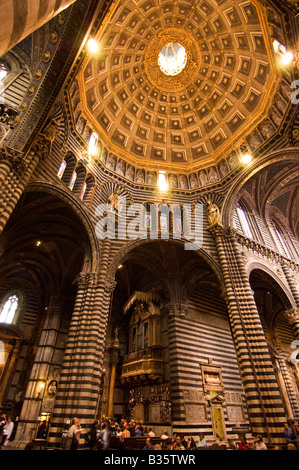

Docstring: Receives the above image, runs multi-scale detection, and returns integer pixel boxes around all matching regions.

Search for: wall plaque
[185,404,207,423]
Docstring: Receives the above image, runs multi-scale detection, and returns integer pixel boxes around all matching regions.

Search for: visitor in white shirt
[0,417,14,449]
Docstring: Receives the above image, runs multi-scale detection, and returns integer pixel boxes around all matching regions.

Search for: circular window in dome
[158,42,187,76]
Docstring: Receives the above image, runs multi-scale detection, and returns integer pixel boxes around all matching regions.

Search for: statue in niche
[168,174,178,188]
[275,95,287,114]
[219,160,228,177]
[106,153,116,171]
[198,170,208,186]
[206,199,222,226]
[227,152,238,170]
[147,171,156,185]
[270,107,282,126]
[189,173,198,189]
[136,169,145,183]
[76,116,86,134]
[259,120,275,140]
[39,117,61,155]
[209,167,219,183]
[178,174,188,189]
[247,130,263,150]
[116,159,125,176]
[107,187,122,213]
[126,165,134,180]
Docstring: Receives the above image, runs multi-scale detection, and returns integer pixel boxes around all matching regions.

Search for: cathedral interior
[0,0,299,450]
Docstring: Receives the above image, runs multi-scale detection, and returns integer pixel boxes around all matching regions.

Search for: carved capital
[0,146,25,171]
[207,223,225,238]
[105,277,117,293]
[166,302,187,318]
[76,272,97,289]
[284,308,299,326]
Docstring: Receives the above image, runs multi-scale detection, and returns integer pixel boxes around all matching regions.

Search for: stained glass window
[237,203,252,238]
[69,172,77,190]
[145,212,151,229]
[80,181,87,200]
[57,160,66,179]
[0,295,18,324]
[274,224,290,257]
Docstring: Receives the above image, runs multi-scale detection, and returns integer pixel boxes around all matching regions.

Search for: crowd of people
[0,412,299,450]
[64,416,299,451]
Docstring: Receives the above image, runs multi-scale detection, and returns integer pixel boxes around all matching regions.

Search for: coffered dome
[70,0,284,174]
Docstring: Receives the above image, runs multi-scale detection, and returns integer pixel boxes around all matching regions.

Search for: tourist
[0,416,14,449]
[172,435,185,450]
[181,435,188,448]
[99,422,110,450]
[164,438,173,450]
[197,433,207,448]
[283,420,298,446]
[161,430,169,440]
[148,427,155,437]
[143,437,154,450]
[120,424,130,442]
[135,425,142,436]
[187,437,197,450]
[85,419,99,450]
[237,435,252,450]
[67,417,82,450]
[252,435,267,450]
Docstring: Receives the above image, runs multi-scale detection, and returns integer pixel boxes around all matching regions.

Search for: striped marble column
[281,263,299,308]
[209,224,287,444]
[13,303,62,448]
[284,308,299,340]
[48,240,117,448]
[166,302,185,433]
[0,146,40,234]
[0,0,77,56]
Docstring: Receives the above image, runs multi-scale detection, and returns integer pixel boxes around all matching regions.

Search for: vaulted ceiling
[68,0,292,178]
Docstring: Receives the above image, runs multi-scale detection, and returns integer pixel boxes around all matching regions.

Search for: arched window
[236,203,253,238]
[273,222,291,258]
[73,164,86,194]
[0,294,18,324]
[80,181,87,200]
[60,153,77,186]
[69,171,77,190]
[57,160,67,179]
[82,174,95,203]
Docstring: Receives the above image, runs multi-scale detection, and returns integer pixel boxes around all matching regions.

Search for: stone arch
[221,148,299,228]
[246,261,295,310]
[107,236,223,289]
[24,181,99,271]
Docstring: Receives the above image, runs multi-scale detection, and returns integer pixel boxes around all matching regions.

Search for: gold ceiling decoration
[69,0,286,176]
[144,28,201,92]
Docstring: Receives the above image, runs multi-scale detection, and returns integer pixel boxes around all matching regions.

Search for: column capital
[0,146,25,172]
[76,271,98,288]
[105,276,117,293]
[284,308,299,325]
[207,223,225,238]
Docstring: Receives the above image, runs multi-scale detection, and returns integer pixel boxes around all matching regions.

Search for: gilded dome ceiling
[69,0,288,179]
